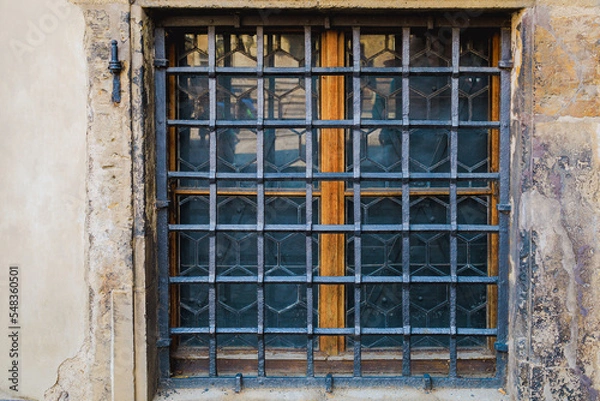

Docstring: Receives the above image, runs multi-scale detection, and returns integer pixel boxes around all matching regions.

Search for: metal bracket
[495,341,509,353]
[108,40,122,103]
[423,373,433,391]
[497,203,511,214]
[234,373,243,393]
[498,60,513,69]
[156,338,171,348]
[156,199,170,209]
[325,373,333,393]
[154,59,169,68]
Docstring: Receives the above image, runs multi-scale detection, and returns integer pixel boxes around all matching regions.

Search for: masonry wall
[0,1,599,400]
[510,5,600,400]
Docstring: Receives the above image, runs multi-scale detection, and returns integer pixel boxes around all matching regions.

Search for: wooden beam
[487,32,500,350]
[319,30,346,356]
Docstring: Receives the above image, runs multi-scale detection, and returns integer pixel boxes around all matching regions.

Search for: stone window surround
[77,2,533,400]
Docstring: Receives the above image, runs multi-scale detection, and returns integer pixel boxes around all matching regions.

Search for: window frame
[154,12,512,389]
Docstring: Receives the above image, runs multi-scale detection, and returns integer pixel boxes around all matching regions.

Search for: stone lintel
[74,0,536,9]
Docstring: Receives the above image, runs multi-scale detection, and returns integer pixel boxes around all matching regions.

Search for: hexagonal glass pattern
[170,27,499,356]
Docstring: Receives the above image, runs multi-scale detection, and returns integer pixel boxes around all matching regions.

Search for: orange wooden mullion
[487,33,500,349]
[318,30,346,356]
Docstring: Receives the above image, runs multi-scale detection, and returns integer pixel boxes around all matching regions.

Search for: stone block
[533,7,600,117]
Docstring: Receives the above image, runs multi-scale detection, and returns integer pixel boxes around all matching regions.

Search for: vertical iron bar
[155,27,171,379]
[304,25,315,378]
[256,25,266,378]
[496,27,512,381]
[400,26,411,377]
[448,27,460,378]
[208,25,218,378]
[352,26,362,378]
[267,34,275,120]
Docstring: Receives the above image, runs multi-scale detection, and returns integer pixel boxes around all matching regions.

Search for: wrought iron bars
[156,20,510,389]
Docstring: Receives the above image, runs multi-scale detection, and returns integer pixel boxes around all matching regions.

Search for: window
[155,12,510,389]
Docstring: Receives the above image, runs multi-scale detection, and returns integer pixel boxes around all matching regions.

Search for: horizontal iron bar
[168,223,499,233]
[167,171,500,181]
[166,66,500,76]
[163,375,503,390]
[170,327,498,336]
[361,67,500,76]
[167,119,500,129]
[169,275,499,284]
[163,375,503,389]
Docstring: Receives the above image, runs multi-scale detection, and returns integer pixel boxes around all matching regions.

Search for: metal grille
[155,14,511,390]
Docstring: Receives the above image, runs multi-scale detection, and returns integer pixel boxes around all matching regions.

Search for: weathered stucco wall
[510,5,600,400]
[1,0,600,400]
[0,0,87,399]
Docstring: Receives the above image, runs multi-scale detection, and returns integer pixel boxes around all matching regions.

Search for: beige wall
[0,0,87,399]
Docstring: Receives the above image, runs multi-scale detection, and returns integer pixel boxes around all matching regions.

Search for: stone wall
[1,0,599,400]
[510,5,600,400]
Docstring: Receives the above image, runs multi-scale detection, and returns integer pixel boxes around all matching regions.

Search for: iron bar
[304,25,315,378]
[166,66,501,76]
[169,223,500,233]
[154,27,171,379]
[495,26,512,383]
[207,25,218,377]
[256,25,266,378]
[169,275,499,284]
[352,26,362,378]
[159,20,508,387]
[166,118,500,129]
[401,26,412,377]
[448,27,460,378]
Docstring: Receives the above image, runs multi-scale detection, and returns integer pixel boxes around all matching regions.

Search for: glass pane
[458,128,489,187]
[358,76,402,120]
[264,33,306,67]
[217,128,257,187]
[264,128,308,177]
[265,77,306,119]
[458,196,489,277]
[179,283,210,345]
[179,195,210,224]
[360,34,402,67]
[265,283,309,347]
[179,232,210,277]
[216,76,258,120]
[410,283,450,328]
[177,75,209,120]
[409,28,451,67]
[216,33,257,67]
[459,76,490,121]
[409,129,450,182]
[346,129,402,188]
[410,76,451,120]
[180,33,208,67]
[347,284,404,348]
[460,29,493,67]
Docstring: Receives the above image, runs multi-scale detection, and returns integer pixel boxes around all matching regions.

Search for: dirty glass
[170,27,496,352]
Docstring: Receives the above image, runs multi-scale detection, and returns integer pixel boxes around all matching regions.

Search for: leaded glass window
[155,13,510,388]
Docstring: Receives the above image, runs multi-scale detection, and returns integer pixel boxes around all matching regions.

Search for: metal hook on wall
[108,40,122,103]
